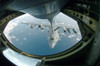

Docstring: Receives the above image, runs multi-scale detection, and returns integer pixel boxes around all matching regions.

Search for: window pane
[4,12,82,55]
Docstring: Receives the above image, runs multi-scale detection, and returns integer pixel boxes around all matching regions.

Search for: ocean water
[4,12,82,56]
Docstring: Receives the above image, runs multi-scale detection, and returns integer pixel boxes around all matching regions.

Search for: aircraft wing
[22,22,79,34]
[21,22,51,29]
[55,23,79,34]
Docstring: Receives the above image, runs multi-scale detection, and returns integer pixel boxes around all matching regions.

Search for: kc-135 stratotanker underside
[0,0,100,66]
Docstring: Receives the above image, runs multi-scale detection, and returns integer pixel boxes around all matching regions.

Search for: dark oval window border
[0,11,95,61]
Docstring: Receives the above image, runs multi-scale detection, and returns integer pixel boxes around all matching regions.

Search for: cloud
[23,38,27,40]
[68,35,72,38]
[3,21,18,43]
[68,34,76,38]
[11,36,16,39]
[21,31,24,33]
[76,38,80,41]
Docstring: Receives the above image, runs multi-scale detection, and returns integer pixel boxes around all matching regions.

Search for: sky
[3,12,82,56]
